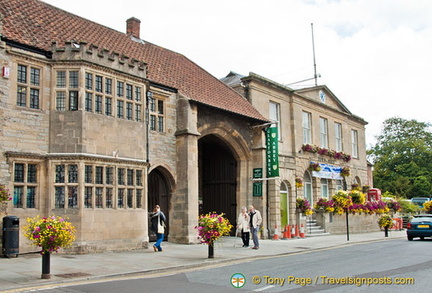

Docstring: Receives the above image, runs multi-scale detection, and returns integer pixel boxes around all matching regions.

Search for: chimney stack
[126,17,141,39]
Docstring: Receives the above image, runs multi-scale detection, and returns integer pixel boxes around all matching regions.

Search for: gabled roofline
[2,37,52,58]
[192,100,269,125]
[149,81,178,93]
[294,85,351,114]
[241,72,295,93]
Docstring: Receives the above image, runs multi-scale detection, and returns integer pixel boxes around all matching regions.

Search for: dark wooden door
[200,137,237,234]
[148,169,169,241]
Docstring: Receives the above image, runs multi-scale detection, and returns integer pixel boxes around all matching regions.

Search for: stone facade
[224,72,370,236]
[1,0,372,254]
[1,41,151,253]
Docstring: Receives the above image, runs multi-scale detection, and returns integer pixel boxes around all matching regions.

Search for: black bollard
[208,243,214,258]
[41,252,51,279]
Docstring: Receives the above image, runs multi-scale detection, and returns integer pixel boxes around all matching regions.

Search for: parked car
[406,215,432,241]
[411,197,430,207]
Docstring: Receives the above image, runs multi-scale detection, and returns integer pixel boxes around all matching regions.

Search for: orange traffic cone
[295,224,300,238]
[272,225,280,240]
[299,224,305,238]
[282,225,291,239]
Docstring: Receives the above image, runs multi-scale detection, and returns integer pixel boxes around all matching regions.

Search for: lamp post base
[208,244,214,258]
[41,252,51,279]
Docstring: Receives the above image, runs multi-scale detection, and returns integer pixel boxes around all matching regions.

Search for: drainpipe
[146,91,152,163]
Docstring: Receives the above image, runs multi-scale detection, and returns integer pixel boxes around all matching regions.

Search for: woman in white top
[237,206,250,247]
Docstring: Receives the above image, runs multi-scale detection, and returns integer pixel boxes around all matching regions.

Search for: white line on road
[254,285,275,291]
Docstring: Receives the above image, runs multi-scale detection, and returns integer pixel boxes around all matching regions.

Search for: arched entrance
[199,135,237,233]
[148,168,170,241]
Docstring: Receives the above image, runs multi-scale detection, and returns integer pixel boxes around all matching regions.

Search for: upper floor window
[54,69,143,121]
[319,117,328,148]
[149,94,165,132]
[269,101,280,139]
[335,123,343,152]
[55,70,79,111]
[17,64,41,109]
[351,129,359,158]
[302,111,312,144]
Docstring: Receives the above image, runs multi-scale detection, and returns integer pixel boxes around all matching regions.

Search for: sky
[42,0,432,147]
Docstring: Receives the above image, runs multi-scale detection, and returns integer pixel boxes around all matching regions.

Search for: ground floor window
[7,155,146,211]
[81,163,145,210]
[12,162,38,209]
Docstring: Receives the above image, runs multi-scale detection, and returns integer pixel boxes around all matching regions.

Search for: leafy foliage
[0,184,12,202]
[369,117,432,198]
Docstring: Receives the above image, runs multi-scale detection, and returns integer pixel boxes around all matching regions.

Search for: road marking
[254,285,275,291]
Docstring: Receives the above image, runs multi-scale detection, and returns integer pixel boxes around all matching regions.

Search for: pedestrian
[249,205,262,250]
[150,205,166,252]
[237,206,250,247]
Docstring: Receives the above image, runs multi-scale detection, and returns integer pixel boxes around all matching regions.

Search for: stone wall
[315,211,381,234]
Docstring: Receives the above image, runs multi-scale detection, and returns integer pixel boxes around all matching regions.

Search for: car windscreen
[411,218,432,223]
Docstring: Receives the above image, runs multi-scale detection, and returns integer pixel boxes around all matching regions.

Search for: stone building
[222,72,369,233]
[0,0,268,252]
[1,0,370,253]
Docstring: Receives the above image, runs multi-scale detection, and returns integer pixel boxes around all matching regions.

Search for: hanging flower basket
[386,199,402,214]
[295,177,303,188]
[378,214,394,237]
[0,184,11,215]
[296,198,313,215]
[301,144,352,162]
[308,162,321,172]
[314,198,335,213]
[24,215,76,279]
[340,167,350,177]
[195,212,233,258]
[423,201,432,214]
[331,191,353,215]
[349,190,366,204]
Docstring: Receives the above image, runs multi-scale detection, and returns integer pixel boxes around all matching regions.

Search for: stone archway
[148,167,172,241]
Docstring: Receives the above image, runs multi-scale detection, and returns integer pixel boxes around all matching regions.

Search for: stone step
[306,232,331,237]
[305,225,321,229]
[304,218,329,236]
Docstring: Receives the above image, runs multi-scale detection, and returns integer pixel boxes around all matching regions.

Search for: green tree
[369,117,432,198]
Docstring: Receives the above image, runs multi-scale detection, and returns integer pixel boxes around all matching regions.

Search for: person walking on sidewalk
[150,205,166,252]
[237,206,250,247]
[249,205,262,250]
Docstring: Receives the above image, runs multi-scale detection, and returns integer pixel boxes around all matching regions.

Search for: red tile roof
[0,0,267,122]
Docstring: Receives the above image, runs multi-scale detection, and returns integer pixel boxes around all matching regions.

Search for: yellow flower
[23,215,76,254]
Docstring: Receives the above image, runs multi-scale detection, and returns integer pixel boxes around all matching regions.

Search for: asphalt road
[26,238,429,292]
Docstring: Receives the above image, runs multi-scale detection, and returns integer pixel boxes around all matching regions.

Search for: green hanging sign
[266,127,279,177]
[253,168,263,197]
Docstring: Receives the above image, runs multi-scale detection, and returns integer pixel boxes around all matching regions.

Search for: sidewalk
[0,230,406,292]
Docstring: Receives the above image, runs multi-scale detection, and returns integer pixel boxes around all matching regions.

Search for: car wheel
[408,236,413,241]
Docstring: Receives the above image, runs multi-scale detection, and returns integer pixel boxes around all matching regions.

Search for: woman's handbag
[157,214,165,234]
